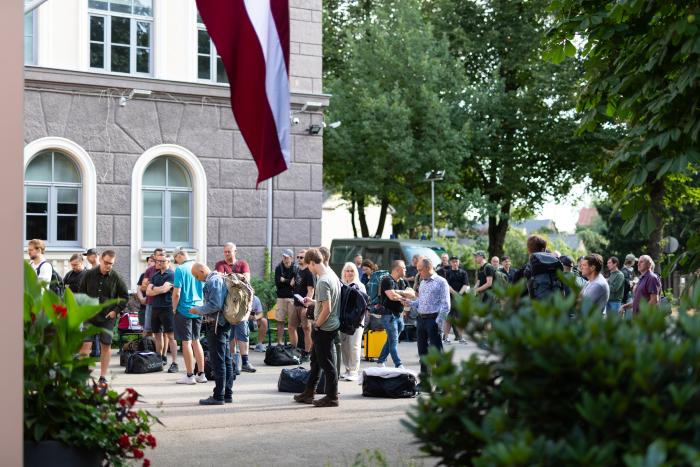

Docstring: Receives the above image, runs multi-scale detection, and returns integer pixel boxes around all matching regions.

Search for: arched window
[142,156,192,247]
[24,151,81,246]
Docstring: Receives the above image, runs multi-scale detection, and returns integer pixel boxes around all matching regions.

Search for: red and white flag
[196,0,290,184]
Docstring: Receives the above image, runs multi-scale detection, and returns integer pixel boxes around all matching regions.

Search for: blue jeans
[207,321,233,401]
[606,301,621,318]
[378,314,404,367]
[416,314,443,376]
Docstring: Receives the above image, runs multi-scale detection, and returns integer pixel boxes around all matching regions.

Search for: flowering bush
[23,261,160,466]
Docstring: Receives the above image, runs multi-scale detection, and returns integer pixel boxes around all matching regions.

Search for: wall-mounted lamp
[307,124,323,135]
[119,88,152,107]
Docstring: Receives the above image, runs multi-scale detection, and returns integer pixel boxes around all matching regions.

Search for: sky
[535,182,592,233]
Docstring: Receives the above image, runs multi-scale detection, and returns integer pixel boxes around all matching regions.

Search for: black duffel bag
[362,373,418,398]
[120,350,136,367]
[278,367,326,394]
[125,352,163,374]
[264,344,301,366]
[123,336,156,353]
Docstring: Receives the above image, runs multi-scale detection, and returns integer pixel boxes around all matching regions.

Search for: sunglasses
[296,256,304,259]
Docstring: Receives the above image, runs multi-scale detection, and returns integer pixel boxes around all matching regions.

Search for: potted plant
[23,261,161,467]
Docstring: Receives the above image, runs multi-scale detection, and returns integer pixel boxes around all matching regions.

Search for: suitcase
[363,329,387,361]
[277,367,326,394]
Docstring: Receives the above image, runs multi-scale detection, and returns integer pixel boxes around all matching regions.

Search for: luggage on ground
[120,350,135,367]
[277,367,326,394]
[361,368,418,398]
[363,329,387,361]
[122,336,156,353]
[125,352,163,374]
[264,344,301,366]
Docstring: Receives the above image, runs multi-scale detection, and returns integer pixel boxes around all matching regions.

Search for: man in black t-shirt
[292,249,315,360]
[147,256,177,372]
[63,253,87,293]
[377,260,408,368]
[444,256,469,343]
[474,250,495,303]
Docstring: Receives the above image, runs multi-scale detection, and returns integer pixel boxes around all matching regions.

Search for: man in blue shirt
[401,258,450,378]
[190,262,233,406]
[172,249,207,385]
[146,255,177,372]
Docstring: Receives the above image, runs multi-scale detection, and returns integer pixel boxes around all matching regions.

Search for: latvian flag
[196,0,291,184]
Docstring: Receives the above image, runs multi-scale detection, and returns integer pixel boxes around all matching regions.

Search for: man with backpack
[190,263,233,406]
[522,235,564,300]
[376,260,408,369]
[473,251,496,303]
[621,254,637,307]
[27,239,62,294]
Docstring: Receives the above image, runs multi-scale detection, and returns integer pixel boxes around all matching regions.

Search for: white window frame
[24,9,37,66]
[88,1,154,76]
[196,14,227,85]
[24,138,97,252]
[130,144,207,287]
[141,158,194,248]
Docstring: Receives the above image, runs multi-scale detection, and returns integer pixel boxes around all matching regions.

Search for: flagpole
[266,177,274,276]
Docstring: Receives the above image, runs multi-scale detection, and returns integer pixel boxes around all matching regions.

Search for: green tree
[545,0,700,261]
[322,0,470,238]
[424,0,616,258]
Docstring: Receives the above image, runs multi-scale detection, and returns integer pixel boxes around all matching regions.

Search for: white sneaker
[376,362,386,368]
[254,343,267,352]
[195,373,208,383]
[396,364,405,369]
[340,371,350,380]
[176,374,197,385]
[458,337,468,344]
[345,372,359,381]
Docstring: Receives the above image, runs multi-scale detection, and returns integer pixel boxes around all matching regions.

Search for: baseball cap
[560,255,573,267]
[473,250,486,258]
[625,254,638,262]
[282,249,294,258]
[449,255,459,260]
[83,248,98,256]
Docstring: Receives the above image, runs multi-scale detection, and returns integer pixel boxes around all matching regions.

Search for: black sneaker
[300,353,310,363]
[167,362,179,373]
[98,376,108,386]
[199,396,224,406]
[161,355,167,366]
[224,397,233,404]
[241,363,257,373]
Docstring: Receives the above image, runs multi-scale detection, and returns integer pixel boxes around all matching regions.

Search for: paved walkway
[104,339,476,466]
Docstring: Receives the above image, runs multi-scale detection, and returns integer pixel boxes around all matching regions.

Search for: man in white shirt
[580,253,610,315]
[28,239,52,284]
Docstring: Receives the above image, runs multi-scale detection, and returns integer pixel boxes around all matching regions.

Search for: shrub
[405,284,700,466]
[251,276,277,311]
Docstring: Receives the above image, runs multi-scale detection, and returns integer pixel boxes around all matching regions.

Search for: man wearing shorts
[293,249,315,362]
[249,295,268,352]
[147,255,178,372]
[142,248,163,337]
[274,249,298,345]
[172,249,207,385]
[78,250,129,385]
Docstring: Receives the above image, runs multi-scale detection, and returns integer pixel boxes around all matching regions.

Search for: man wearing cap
[83,248,99,269]
[473,251,495,303]
[621,254,637,305]
[274,249,298,346]
[444,256,468,343]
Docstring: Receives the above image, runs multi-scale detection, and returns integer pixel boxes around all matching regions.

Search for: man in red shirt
[214,242,255,373]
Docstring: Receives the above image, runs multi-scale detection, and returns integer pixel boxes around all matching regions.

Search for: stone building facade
[23,0,326,287]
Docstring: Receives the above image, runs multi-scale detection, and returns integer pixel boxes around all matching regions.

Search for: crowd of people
[26,232,662,407]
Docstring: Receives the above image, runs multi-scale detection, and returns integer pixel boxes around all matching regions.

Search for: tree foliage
[545,0,700,261]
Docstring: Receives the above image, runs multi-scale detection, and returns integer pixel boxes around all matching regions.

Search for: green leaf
[621,213,639,236]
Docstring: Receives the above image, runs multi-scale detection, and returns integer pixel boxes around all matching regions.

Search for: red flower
[137,433,147,444]
[30,312,36,323]
[132,448,144,459]
[125,388,139,406]
[143,459,151,467]
[118,398,127,407]
[118,434,130,450]
[51,303,68,318]
[146,434,157,448]
[126,411,138,420]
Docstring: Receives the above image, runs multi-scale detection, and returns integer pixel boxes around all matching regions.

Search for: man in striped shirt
[401,258,450,377]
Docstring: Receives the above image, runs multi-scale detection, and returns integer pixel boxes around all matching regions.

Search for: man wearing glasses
[147,255,177,372]
[293,249,315,362]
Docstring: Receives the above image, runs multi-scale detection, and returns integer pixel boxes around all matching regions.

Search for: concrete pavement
[104,339,477,466]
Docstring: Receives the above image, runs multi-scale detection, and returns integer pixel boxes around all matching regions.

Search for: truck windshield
[402,246,442,268]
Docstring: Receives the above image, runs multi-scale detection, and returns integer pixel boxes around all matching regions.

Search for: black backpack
[526,252,564,300]
[36,261,65,297]
[338,283,370,335]
[125,352,163,374]
[264,344,301,366]
[362,373,418,398]
[277,367,326,394]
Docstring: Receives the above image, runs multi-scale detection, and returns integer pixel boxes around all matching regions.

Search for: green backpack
[494,269,509,289]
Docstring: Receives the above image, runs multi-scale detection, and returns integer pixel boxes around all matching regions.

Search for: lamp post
[424,170,445,240]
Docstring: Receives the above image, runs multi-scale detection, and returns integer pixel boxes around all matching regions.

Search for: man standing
[274,249,297,346]
[436,253,450,278]
[490,256,500,269]
[293,249,314,363]
[402,258,450,378]
[172,249,207,385]
[294,248,341,407]
[405,254,420,288]
[83,248,99,269]
[78,250,129,385]
[444,256,469,343]
[473,251,495,303]
[377,260,408,368]
[621,254,637,305]
[147,255,178,372]
[27,239,52,284]
[63,253,87,293]
[354,254,364,282]
[136,256,155,331]
[142,248,164,339]
[190,263,233,406]
[579,254,610,315]
[214,243,254,373]
[249,294,268,352]
[499,256,517,283]
[621,255,661,318]
[606,256,625,318]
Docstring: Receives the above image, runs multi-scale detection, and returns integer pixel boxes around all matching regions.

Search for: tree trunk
[374,198,390,238]
[349,197,358,238]
[648,178,666,261]
[357,196,370,238]
[487,201,511,259]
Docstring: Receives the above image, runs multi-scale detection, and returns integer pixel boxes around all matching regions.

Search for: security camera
[292,116,300,126]
[328,121,341,129]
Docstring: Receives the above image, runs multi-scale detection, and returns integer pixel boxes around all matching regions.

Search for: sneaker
[344,372,359,382]
[340,371,350,380]
[224,397,233,404]
[195,373,208,383]
[458,337,468,344]
[376,362,386,368]
[199,396,224,406]
[161,355,167,366]
[396,364,405,369]
[443,337,452,344]
[97,376,108,386]
[241,363,257,373]
[167,362,179,373]
[254,343,267,352]
[312,396,339,408]
[176,374,197,385]
[300,353,310,363]
[234,366,241,376]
